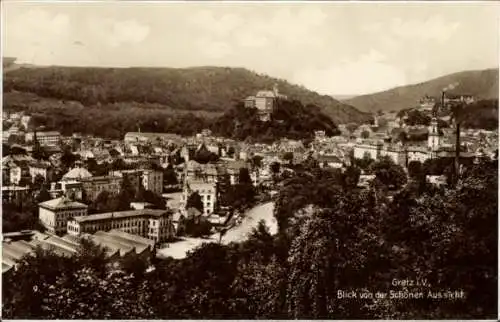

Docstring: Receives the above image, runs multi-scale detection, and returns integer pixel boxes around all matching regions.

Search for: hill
[211,99,340,143]
[344,68,499,113]
[3,66,370,125]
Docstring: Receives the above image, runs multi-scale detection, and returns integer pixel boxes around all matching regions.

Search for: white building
[142,169,164,195]
[26,131,61,146]
[39,197,88,234]
[428,118,440,150]
[182,181,217,215]
[67,209,175,244]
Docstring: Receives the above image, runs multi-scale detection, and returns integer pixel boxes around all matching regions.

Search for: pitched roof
[72,209,168,223]
[107,230,154,251]
[39,196,88,211]
[62,167,93,180]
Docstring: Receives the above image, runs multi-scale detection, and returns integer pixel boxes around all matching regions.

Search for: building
[428,118,440,151]
[49,180,84,200]
[243,84,288,122]
[67,209,175,244]
[182,180,217,215]
[3,160,31,185]
[26,131,61,146]
[80,176,123,202]
[419,96,436,111]
[28,160,53,182]
[39,197,88,234]
[124,132,182,145]
[444,94,475,105]
[2,186,30,206]
[2,231,154,275]
[353,142,407,167]
[62,167,93,181]
[111,169,164,196]
[110,170,143,192]
[142,169,164,195]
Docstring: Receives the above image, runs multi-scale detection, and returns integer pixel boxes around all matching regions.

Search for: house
[2,186,30,206]
[39,196,88,234]
[28,160,53,182]
[62,167,93,181]
[80,176,123,202]
[142,169,164,195]
[182,180,217,215]
[3,160,31,185]
[49,180,84,200]
[67,209,175,244]
[26,131,61,146]
[317,154,344,169]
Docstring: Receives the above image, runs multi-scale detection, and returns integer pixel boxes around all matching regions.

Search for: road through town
[157,202,277,259]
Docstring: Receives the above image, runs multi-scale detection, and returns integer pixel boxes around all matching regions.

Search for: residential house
[28,160,53,182]
[26,131,61,146]
[2,186,30,206]
[182,180,217,215]
[39,196,88,234]
[80,176,123,202]
[49,180,84,200]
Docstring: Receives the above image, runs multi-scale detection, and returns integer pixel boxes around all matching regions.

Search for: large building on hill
[244,84,288,122]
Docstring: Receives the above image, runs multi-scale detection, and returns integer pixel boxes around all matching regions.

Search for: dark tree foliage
[2,156,497,320]
[369,156,407,190]
[210,100,340,143]
[186,192,204,214]
[460,99,498,130]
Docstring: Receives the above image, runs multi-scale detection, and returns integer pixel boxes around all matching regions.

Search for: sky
[2,1,499,96]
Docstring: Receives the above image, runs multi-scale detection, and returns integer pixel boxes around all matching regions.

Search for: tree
[361,130,370,139]
[92,191,119,213]
[186,192,204,214]
[163,166,179,185]
[32,174,46,191]
[238,167,252,185]
[282,152,294,164]
[407,161,423,179]
[369,156,407,190]
[342,165,361,189]
[250,155,263,170]
[36,186,52,204]
[270,161,280,176]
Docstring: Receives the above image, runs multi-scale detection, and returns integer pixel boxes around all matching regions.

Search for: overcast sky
[3,1,499,95]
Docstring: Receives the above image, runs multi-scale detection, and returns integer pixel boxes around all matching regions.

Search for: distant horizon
[3,57,498,98]
[4,3,498,96]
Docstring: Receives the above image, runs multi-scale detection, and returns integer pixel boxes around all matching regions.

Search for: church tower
[428,117,440,150]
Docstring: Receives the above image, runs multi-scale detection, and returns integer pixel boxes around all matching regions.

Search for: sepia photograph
[1,0,499,320]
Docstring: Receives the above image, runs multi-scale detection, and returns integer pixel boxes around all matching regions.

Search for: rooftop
[72,209,169,223]
[62,167,93,180]
[39,196,88,211]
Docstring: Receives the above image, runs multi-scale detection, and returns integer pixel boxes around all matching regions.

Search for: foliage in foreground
[2,160,497,319]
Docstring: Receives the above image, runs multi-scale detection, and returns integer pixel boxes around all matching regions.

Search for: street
[156,202,277,259]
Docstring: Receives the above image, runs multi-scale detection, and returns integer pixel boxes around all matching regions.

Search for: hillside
[3,66,370,125]
[211,99,340,143]
[344,68,499,113]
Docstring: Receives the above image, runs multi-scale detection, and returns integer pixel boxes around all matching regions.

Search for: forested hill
[344,68,499,113]
[3,66,370,125]
[210,100,340,143]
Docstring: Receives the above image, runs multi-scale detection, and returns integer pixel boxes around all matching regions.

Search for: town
[2,2,498,320]
[3,85,498,272]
